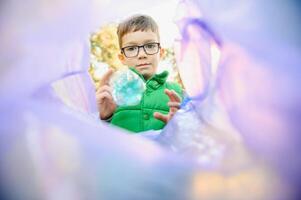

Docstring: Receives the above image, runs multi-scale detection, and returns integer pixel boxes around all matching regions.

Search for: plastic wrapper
[1,0,301,199]
[110,69,146,106]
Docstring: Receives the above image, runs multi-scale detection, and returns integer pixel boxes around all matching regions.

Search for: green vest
[110,68,183,133]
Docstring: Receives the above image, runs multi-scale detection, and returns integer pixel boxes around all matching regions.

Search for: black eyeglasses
[121,42,160,58]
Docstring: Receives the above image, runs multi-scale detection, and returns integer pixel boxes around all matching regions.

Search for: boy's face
[118,30,164,80]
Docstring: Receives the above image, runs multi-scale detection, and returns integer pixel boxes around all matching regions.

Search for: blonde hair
[117,14,160,48]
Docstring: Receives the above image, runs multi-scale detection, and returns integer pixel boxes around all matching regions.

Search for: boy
[96,14,183,133]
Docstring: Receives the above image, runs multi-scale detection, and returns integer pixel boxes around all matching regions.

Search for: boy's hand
[96,68,117,120]
[153,89,182,123]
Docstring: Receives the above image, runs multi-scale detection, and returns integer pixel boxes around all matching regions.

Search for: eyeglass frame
[121,42,161,58]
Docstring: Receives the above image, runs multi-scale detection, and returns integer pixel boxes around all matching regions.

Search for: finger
[97,91,113,102]
[153,112,168,123]
[169,111,176,119]
[165,89,181,103]
[99,68,114,86]
[96,85,113,95]
[164,89,175,101]
[167,102,180,113]
[97,91,114,104]
[167,102,181,109]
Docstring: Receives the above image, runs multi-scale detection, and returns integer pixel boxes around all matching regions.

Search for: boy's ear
[118,53,126,64]
[159,48,165,59]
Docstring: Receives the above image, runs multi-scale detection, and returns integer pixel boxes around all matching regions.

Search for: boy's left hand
[154,89,182,123]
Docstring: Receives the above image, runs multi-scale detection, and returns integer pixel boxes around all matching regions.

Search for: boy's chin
[136,68,148,74]
[133,67,155,79]
[138,70,153,80]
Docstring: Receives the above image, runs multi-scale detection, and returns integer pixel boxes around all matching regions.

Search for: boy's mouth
[136,63,151,68]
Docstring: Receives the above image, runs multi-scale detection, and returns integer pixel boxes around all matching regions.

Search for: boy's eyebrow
[123,39,158,47]
[142,39,158,43]
[123,42,138,46]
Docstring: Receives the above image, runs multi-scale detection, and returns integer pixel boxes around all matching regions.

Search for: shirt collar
[129,67,169,90]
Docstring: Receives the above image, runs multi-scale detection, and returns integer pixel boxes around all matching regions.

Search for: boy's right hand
[96,68,117,120]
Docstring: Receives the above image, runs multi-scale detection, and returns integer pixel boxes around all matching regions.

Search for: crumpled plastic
[1,0,301,199]
[110,69,146,106]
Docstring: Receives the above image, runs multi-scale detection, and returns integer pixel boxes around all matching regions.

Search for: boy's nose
[137,46,147,58]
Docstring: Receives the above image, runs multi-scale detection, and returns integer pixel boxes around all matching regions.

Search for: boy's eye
[145,43,156,49]
[125,46,137,52]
